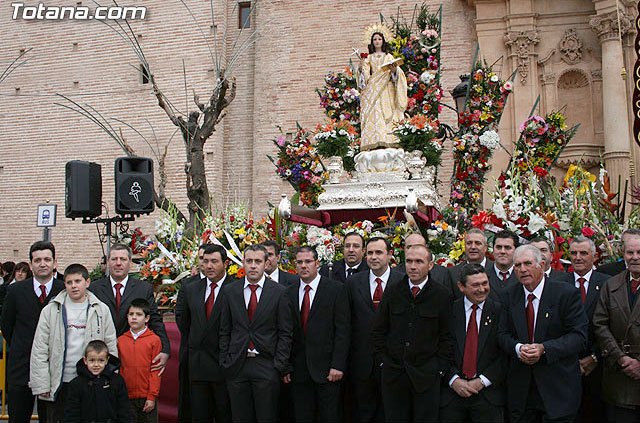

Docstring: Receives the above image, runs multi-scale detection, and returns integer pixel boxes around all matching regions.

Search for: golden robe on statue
[359,53,408,151]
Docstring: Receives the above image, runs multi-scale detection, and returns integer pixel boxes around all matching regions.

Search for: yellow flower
[228,264,239,276]
[449,239,465,262]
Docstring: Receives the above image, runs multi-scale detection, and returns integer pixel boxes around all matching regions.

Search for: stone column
[590,10,632,190]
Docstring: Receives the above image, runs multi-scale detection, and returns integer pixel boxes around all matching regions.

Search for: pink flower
[276,135,286,147]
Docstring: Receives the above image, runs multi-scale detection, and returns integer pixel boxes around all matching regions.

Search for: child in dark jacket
[64,340,131,423]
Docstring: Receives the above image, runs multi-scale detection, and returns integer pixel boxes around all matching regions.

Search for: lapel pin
[545,312,549,318]
[596,286,600,291]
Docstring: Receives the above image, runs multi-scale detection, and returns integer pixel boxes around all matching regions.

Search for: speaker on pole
[115,157,154,215]
[65,160,102,219]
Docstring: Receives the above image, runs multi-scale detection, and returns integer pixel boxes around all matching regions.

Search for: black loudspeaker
[65,160,102,219]
[115,157,154,215]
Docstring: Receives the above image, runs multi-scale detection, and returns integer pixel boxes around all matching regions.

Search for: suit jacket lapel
[534,282,553,341]
[511,287,529,342]
[308,277,327,322]
[584,275,602,312]
[195,278,208,327]
[205,277,229,328]
[252,279,274,323]
[120,278,136,310]
[478,300,494,353]
[610,272,632,320]
[356,276,375,312]
[455,301,466,356]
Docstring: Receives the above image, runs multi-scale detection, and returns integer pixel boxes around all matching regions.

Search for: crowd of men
[2,227,640,423]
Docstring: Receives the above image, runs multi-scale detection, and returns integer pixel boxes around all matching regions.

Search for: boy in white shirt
[30,263,117,423]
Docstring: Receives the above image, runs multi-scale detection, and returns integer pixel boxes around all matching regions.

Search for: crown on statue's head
[362,22,395,47]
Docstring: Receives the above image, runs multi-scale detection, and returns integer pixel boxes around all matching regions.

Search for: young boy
[118,298,162,423]
[30,263,118,423]
[64,340,131,422]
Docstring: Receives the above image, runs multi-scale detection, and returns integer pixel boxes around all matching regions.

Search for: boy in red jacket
[118,298,162,423]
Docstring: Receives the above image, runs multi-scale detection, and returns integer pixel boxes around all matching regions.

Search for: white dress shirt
[110,275,129,297]
[573,269,593,292]
[369,267,390,299]
[131,326,148,340]
[408,277,428,293]
[516,279,546,357]
[204,275,225,303]
[494,264,513,279]
[299,273,321,310]
[449,297,492,387]
[346,262,362,278]
[267,268,280,283]
[33,277,54,297]
[243,276,265,307]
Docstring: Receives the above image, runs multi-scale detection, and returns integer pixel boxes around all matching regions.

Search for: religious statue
[358,23,408,151]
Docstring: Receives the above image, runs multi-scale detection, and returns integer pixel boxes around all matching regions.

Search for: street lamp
[451,74,470,116]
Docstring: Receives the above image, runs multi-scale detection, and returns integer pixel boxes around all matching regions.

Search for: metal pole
[42,227,51,242]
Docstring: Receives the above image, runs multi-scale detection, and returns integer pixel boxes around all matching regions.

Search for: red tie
[372,278,383,311]
[114,283,123,314]
[526,293,535,342]
[301,285,311,333]
[411,286,420,298]
[632,278,640,294]
[577,277,587,304]
[500,271,508,284]
[205,282,217,319]
[38,285,47,304]
[247,284,259,350]
[462,304,479,379]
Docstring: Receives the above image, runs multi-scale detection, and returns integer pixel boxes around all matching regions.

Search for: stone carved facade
[504,30,541,84]
[559,28,584,65]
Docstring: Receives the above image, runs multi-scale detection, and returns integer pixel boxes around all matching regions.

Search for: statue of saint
[358,23,408,151]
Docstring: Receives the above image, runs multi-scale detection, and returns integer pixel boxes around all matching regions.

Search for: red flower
[533,166,548,177]
[360,53,368,59]
[471,211,492,230]
[581,227,596,237]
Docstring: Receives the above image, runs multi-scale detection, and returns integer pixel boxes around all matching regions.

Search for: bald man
[396,233,453,298]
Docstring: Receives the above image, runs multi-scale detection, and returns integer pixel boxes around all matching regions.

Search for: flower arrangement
[390,4,443,120]
[393,114,443,166]
[313,119,360,172]
[201,204,272,277]
[450,62,514,214]
[269,125,327,207]
[510,111,579,172]
[315,67,360,128]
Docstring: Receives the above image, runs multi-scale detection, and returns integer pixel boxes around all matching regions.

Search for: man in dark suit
[564,236,608,423]
[320,232,369,283]
[530,238,566,280]
[175,243,207,423]
[593,228,640,422]
[344,236,403,422]
[285,246,349,422]
[486,230,520,300]
[1,241,64,423]
[498,244,587,422]
[263,240,298,287]
[261,240,296,422]
[395,233,453,297]
[176,244,233,423]
[89,243,170,371]
[371,245,453,422]
[219,244,293,423]
[449,228,493,299]
[440,263,506,422]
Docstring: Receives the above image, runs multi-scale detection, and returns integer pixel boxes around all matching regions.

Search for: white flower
[527,212,547,234]
[478,130,500,150]
[420,71,435,84]
[490,75,499,82]
[492,199,507,220]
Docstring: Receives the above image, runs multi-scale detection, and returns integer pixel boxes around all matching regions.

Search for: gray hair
[622,229,640,248]
[570,235,596,255]
[513,244,544,266]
